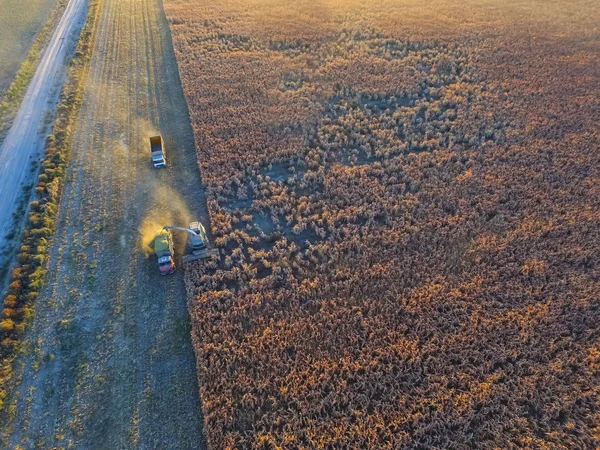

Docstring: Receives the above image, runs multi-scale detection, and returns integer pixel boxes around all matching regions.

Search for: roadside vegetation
[165,0,600,447]
[0,0,101,413]
[0,0,66,144]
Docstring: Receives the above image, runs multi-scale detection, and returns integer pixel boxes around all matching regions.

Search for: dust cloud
[139,181,192,258]
[140,216,167,258]
[138,117,160,142]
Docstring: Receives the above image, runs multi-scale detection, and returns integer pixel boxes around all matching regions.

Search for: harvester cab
[188,221,208,251]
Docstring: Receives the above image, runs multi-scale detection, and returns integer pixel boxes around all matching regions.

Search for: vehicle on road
[149,135,166,168]
[151,228,175,274]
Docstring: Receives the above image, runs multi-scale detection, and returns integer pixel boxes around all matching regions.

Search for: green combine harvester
[150,221,218,274]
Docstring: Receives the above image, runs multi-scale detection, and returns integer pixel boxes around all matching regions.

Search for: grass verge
[0,0,102,412]
[0,0,68,144]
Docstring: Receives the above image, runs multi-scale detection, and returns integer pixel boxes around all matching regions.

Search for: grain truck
[151,229,175,274]
[149,135,166,168]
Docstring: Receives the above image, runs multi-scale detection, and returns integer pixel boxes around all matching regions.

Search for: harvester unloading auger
[150,221,218,274]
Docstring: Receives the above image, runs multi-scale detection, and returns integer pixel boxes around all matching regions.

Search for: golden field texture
[164,0,600,448]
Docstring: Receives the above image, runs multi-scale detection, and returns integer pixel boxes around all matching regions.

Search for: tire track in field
[1,0,207,448]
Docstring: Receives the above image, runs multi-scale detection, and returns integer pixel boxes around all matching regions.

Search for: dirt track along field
[1,0,208,447]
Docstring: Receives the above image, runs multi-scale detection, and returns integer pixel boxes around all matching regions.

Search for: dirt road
[1,0,208,448]
[0,0,89,286]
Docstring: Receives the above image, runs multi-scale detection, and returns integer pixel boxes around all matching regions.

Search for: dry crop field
[164,0,600,448]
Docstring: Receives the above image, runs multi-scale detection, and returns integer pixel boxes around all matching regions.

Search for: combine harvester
[150,221,218,274]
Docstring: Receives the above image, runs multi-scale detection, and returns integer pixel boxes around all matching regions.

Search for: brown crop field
[164,0,600,448]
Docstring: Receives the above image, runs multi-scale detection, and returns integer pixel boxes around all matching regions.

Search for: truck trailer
[151,229,175,274]
[149,135,166,168]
